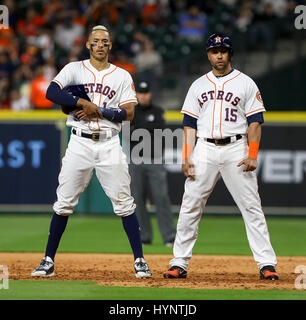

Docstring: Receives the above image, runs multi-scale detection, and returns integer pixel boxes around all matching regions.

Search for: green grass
[0,214,306,301]
[1,280,306,300]
[0,214,305,256]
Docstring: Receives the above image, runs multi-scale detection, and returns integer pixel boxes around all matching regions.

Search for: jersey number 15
[224,108,238,122]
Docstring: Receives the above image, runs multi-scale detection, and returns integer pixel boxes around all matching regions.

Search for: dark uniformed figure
[130,81,176,246]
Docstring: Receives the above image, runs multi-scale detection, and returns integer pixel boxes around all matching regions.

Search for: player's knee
[113,200,136,217]
[53,202,74,216]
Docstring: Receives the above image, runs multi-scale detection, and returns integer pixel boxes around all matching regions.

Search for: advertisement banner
[0,121,66,211]
[0,117,305,215]
[163,124,306,213]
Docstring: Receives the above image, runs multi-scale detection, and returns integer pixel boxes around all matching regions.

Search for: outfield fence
[0,110,305,216]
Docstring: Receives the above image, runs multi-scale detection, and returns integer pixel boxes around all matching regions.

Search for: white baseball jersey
[169,69,277,272]
[52,59,137,132]
[181,69,265,139]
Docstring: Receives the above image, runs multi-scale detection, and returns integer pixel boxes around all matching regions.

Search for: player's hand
[82,103,101,118]
[76,98,101,118]
[182,158,195,180]
[237,157,257,172]
[74,108,89,121]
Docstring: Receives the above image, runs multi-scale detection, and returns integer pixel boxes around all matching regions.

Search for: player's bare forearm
[183,126,197,147]
[247,122,261,144]
[238,122,262,172]
[182,126,197,179]
[121,102,136,121]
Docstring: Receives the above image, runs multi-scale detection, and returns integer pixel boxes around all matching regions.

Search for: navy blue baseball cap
[136,81,150,93]
[206,33,233,56]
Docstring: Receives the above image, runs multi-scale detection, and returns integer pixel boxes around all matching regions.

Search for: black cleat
[163,266,187,279]
[260,265,279,280]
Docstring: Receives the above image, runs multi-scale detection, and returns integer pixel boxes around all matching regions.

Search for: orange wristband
[182,144,193,160]
[248,142,259,159]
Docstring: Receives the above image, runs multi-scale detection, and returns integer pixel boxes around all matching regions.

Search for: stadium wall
[0,110,305,216]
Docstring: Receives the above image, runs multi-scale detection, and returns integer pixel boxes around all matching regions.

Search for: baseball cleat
[134,257,152,278]
[163,266,187,279]
[260,265,279,280]
[31,256,55,277]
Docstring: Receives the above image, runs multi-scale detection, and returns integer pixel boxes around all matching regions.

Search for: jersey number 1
[224,108,238,122]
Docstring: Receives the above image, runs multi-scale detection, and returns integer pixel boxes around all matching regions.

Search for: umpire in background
[130,81,176,247]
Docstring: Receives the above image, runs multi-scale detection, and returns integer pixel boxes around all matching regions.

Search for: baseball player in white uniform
[163,33,279,280]
[31,25,152,279]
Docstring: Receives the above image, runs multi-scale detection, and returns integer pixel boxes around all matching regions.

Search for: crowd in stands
[0,0,303,110]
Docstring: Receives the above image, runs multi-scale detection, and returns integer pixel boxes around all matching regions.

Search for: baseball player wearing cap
[163,33,278,280]
[31,25,152,279]
[129,81,176,246]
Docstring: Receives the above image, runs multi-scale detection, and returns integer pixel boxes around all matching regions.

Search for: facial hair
[212,60,230,72]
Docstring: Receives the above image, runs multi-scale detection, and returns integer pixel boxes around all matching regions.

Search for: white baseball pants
[53,133,136,216]
[170,136,277,270]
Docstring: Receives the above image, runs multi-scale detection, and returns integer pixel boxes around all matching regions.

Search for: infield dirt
[1,253,305,290]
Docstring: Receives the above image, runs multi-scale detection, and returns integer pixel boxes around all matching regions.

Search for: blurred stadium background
[0,0,306,216]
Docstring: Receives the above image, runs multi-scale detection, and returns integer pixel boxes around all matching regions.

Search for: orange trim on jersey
[82,60,96,83]
[245,108,265,116]
[119,99,137,106]
[256,91,263,103]
[98,66,118,107]
[181,110,199,119]
[53,79,63,89]
[82,60,97,132]
[96,118,101,131]
[220,72,242,138]
[222,72,242,85]
[205,74,217,138]
[219,92,224,139]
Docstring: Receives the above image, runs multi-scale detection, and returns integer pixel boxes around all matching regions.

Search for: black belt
[72,128,118,141]
[206,134,242,145]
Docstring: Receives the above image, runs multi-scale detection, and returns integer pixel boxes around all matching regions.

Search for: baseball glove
[61,85,91,115]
